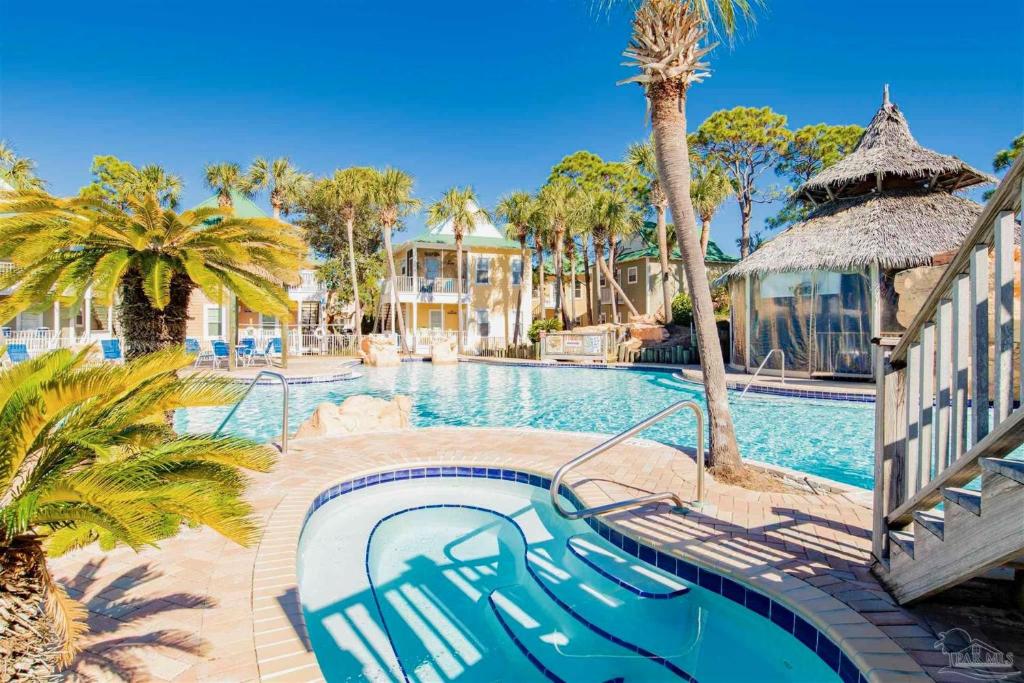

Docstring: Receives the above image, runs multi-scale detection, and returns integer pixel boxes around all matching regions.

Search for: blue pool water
[176,362,874,489]
[299,477,843,682]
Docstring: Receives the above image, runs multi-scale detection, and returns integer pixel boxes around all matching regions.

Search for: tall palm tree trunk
[650,84,742,473]
[655,201,673,323]
[553,228,566,327]
[699,218,712,258]
[345,216,362,341]
[606,236,620,323]
[595,239,638,319]
[566,241,577,329]
[582,243,594,324]
[536,240,546,321]
[513,237,527,343]
[383,225,409,353]
[455,236,464,354]
[118,268,193,359]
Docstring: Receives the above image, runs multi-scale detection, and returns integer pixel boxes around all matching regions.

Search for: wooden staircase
[873,156,1024,604]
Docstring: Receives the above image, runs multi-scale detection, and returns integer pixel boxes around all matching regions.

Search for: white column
[84,287,93,340]
[107,303,114,335]
[412,245,418,349]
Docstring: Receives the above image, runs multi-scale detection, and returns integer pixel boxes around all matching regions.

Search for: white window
[205,306,222,338]
[476,309,490,337]
[475,257,491,284]
[429,310,443,329]
[511,257,522,285]
[627,267,638,284]
[574,281,583,298]
[260,314,278,330]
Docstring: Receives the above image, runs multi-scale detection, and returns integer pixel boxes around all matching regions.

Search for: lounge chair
[100,339,123,362]
[189,338,216,367]
[211,340,230,369]
[6,344,29,364]
[238,338,257,366]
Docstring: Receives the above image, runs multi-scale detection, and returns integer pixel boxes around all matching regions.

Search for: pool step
[488,585,688,682]
[566,534,689,599]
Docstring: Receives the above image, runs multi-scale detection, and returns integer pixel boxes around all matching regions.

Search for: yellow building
[386,205,532,352]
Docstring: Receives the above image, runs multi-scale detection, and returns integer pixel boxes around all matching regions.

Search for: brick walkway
[52,427,942,682]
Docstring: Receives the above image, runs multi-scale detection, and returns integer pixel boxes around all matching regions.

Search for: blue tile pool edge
[301,466,871,683]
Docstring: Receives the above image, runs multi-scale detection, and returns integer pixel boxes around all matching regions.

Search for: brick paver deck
[52,427,942,682]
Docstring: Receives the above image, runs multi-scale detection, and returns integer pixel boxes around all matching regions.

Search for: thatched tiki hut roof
[723,86,993,280]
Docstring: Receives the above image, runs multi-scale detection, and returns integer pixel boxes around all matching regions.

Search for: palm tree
[619,0,754,474]
[135,164,184,209]
[312,168,376,341]
[537,179,579,328]
[628,137,673,323]
[371,168,421,353]
[496,191,537,344]
[0,141,45,191]
[245,157,311,219]
[0,191,305,358]
[531,216,549,324]
[203,162,249,209]
[0,347,274,674]
[690,158,733,258]
[426,187,487,355]
[589,190,642,320]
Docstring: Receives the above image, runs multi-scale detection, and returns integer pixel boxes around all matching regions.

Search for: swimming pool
[176,362,874,489]
[298,474,850,682]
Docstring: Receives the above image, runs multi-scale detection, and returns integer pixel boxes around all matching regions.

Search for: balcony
[384,276,467,303]
[0,261,17,295]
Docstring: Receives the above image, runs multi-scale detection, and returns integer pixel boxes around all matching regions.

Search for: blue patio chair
[238,337,256,366]
[185,337,201,355]
[211,340,230,369]
[100,338,123,362]
[1,327,10,338]
[6,343,29,364]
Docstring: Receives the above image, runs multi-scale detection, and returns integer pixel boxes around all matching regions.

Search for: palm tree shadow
[58,558,215,682]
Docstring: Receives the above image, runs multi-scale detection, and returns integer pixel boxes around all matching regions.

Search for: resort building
[592,225,737,323]
[722,88,991,379]
[385,204,532,351]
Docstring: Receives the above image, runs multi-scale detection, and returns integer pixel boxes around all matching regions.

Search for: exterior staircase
[872,156,1024,604]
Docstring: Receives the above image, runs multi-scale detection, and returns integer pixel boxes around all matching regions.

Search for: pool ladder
[214,370,289,455]
[550,399,705,520]
[739,348,785,398]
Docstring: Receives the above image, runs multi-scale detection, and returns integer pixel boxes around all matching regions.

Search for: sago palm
[536,178,579,329]
[690,158,733,258]
[618,0,756,474]
[371,168,422,353]
[0,191,305,358]
[246,157,311,219]
[627,137,673,322]
[0,347,275,675]
[203,162,250,209]
[426,187,487,355]
[496,191,537,344]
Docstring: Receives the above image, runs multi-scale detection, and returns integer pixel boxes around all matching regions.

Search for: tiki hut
[722,87,992,378]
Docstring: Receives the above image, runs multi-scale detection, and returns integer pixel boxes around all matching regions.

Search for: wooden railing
[872,155,1024,562]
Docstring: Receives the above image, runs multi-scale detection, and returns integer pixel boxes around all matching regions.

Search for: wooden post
[873,339,906,564]
[918,323,935,486]
[993,210,1014,424]
[227,293,237,371]
[905,341,921,499]
[970,244,990,443]
[935,299,953,472]
[950,274,970,462]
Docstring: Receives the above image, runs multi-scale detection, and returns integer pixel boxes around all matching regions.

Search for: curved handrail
[214,370,289,455]
[550,399,704,520]
[739,348,785,398]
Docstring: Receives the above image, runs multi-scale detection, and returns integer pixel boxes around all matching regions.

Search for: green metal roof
[615,242,738,265]
[398,233,522,250]
[192,190,268,218]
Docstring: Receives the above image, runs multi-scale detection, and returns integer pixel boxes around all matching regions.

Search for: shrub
[671,292,693,325]
[528,317,563,343]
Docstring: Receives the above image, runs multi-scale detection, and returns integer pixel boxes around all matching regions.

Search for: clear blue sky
[2,0,1021,254]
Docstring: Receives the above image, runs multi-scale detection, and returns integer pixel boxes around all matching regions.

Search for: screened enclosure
[730,270,875,378]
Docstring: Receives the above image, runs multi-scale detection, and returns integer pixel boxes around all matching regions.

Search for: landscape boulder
[431,338,458,365]
[293,394,412,439]
[359,335,401,367]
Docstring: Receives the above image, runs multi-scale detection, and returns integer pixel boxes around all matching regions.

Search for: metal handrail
[550,399,704,520]
[214,371,289,455]
[739,348,785,398]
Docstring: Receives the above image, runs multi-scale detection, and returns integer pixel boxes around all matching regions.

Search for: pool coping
[250,430,927,683]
